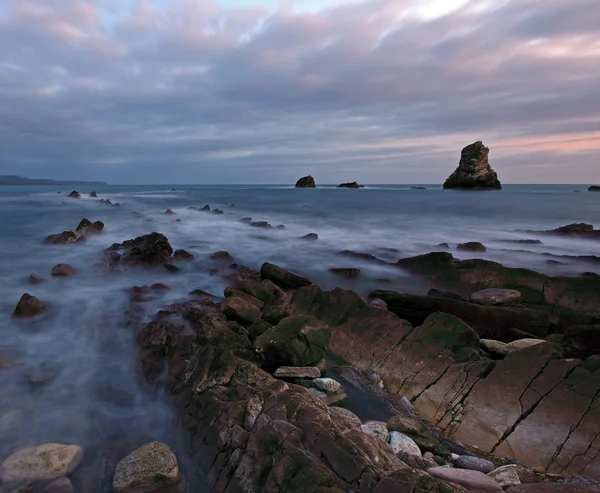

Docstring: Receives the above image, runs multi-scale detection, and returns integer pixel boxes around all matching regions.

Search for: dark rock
[301,233,319,241]
[437,243,450,249]
[28,274,46,285]
[546,223,600,238]
[211,251,233,261]
[329,268,362,278]
[563,325,600,358]
[68,190,80,198]
[51,264,77,277]
[173,249,194,261]
[0,482,35,493]
[12,293,48,318]
[501,239,543,245]
[240,217,252,223]
[340,250,386,263]
[411,186,427,190]
[89,191,97,198]
[295,175,316,188]
[75,218,104,235]
[107,232,173,266]
[507,485,600,492]
[589,186,600,192]
[453,455,495,473]
[457,242,487,253]
[250,221,271,228]
[163,263,181,273]
[150,283,171,291]
[165,209,176,215]
[396,252,456,276]
[427,288,465,301]
[220,296,262,325]
[260,262,313,289]
[337,182,364,189]
[213,209,224,214]
[443,141,502,190]
[275,225,285,230]
[44,230,85,245]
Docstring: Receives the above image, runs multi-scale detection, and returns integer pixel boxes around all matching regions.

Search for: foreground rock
[105,232,173,267]
[113,442,179,493]
[12,293,47,318]
[428,467,503,492]
[471,288,521,306]
[0,444,83,482]
[337,182,364,189]
[295,175,316,188]
[443,141,502,190]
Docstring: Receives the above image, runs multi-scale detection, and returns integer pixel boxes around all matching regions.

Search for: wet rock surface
[12,293,47,318]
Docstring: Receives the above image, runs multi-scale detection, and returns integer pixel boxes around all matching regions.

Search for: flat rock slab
[471,288,522,306]
[428,467,503,492]
[0,444,83,483]
[274,366,321,378]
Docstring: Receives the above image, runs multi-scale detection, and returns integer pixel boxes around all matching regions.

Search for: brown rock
[220,296,262,325]
[329,268,361,278]
[173,249,194,261]
[457,242,487,253]
[51,264,77,277]
[12,294,47,318]
[260,262,312,289]
[301,233,319,241]
[28,274,46,285]
[212,251,233,261]
[428,467,503,492]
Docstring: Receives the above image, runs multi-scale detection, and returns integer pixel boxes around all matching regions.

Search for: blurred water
[0,183,599,488]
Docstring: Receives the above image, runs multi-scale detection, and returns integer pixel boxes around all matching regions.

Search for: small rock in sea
[176,218,181,222]
[89,191,97,198]
[443,141,502,190]
[487,465,522,489]
[360,421,389,442]
[313,377,343,394]
[150,283,172,291]
[457,241,487,252]
[173,249,194,261]
[250,221,271,228]
[453,455,495,474]
[437,243,450,249]
[201,204,211,211]
[113,442,179,493]
[43,230,85,245]
[163,263,181,273]
[28,274,46,285]
[164,209,175,215]
[428,467,502,492]
[41,478,73,493]
[0,443,83,483]
[211,251,233,261]
[300,233,318,241]
[337,181,364,189]
[329,407,362,428]
[67,191,80,198]
[295,175,316,188]
[329,268,361,278]
[75,218,104,235]
[275,224,285,229]
[12,293,47,318]
[589,186,600,192]
[240,217,252,223]
[51,264,77,277]
[273,366,321,379]
[411,186,427,190]
[470,288,521,306]
[389,432,422,457]
[213,209,224,214]
[25,362,61,387]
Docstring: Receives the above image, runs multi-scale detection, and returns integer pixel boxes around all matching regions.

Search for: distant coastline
[0,175,107,186]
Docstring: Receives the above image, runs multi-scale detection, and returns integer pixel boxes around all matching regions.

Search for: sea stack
[295,175,316,188]
[443,141,502,190]
[589,186,600,192]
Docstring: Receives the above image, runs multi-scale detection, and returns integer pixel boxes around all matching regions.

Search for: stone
[454,455,495,473]
[220,296,262,325]
[12,293,47,318]
[75,218,104,235]
[163,263,181,273]
[0,444,83,482]
[240,217,252,223]
[506,486,600,492]
[90,191,97,197]
[67,191,80,198]
[313,378,342,394]
[273,366,321,378]
[360,421,389,442]
[369,299,388,310]
[41,478,73,493]
[389,432,422,457]
[250,221,272,228]
[487,465,522,489]
[172,249,194,261]
[471,288,522,306]
[428,467,503,492]
[28,274,46,285]
[329,407,362,428]
[260,262,313,289]
[107,232,173,266]
[329,268,361,278]
[113,442,179,493]
[396,251,457,276]
[212,250,233,261]
[589,186,600,192]
[43,230,84,245]
[337,182,364,188]
[213,208,224,214]
[458,242,487,253]
[150,283,172,291]
[480,339,508,357]
[387,413,452,457]
[443,141,502,190]
[300,233,319,241]
[504,338,547,353]
[165,209,175,214]
[295,175,316,188]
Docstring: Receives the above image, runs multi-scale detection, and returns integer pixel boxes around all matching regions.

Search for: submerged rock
[75,218,104,235]
[457,241,487,252]
[28,274,46,285]
[112,442,179,493]
[89,191,97,198]
[173,249,194,261]
[211,250,233,261]
[12,293,47,318]
[67,191,80,198]
[260,262,312,289]
[250,221,272,228]
[329,267,362,278]
[547,223,600,238]
[443,141,502,190]
[0,444,83,482]
[51,264,77,277]
[164,209,175,215]
[295,175,316,188]
[301,233,319,241]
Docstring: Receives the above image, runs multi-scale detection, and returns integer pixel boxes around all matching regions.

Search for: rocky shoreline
[3,197,600,492]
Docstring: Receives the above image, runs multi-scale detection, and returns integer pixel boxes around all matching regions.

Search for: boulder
[329,407,362,428]
[503,339,547,354]
[313,378,342,394]
[396,252,457,276]
[67,191,80,198]
[253,315,331,367]
[163,263,181,273]
[51,264,77,277]
[329,268,361,278]
[389,432,422,457]
[549,223,599,236]
[12,293,47,318]
[308,388,347,406]
[443,141,502,190]
[360,421,389,442]
[75,218,104,235]
[457,242,487,253]
[28,274,46,285]
[487,465,522,489]
[301,233,319,241]
[428,467,503,492]
[295,175,316,188]
[108,232,173,266]
[112,442,179,493]
[454,455,495,474]
[173,249,194,261]
[0,444,83,482]
[211,251,233,261]
[260,262,313,289]
[273,366,321,378]
[220,296,262,325]
[387,414,452,456]
[480,339,508,357]
[471,288,521,306]
[337,182,364,189]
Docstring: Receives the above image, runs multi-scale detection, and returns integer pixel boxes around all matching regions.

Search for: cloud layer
[1,0,599,184]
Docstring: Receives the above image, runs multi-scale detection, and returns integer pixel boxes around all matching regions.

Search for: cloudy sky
[0,0,599,184]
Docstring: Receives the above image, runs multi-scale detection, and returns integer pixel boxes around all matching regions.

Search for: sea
[0,183,599,489]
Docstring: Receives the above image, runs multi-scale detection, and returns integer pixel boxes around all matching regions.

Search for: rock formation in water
[337,182,364,189]
[295,175,316,188]
[589,186,600,192]
[443,141,502,190]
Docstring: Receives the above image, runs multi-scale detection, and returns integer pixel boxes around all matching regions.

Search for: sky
[0,0,599,184]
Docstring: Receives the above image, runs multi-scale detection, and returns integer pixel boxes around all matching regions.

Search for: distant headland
[0,175,107,186]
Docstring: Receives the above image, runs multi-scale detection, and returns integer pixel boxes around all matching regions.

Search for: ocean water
[0,183,599,488]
